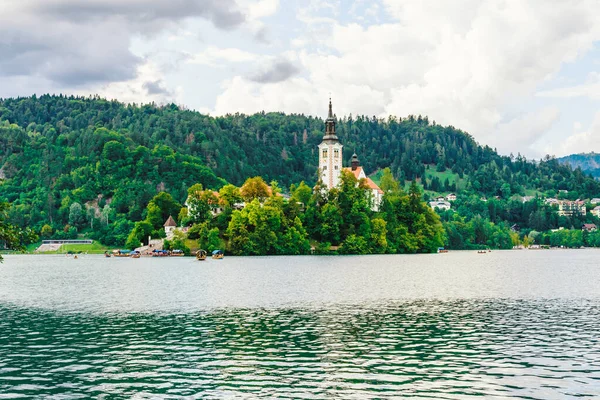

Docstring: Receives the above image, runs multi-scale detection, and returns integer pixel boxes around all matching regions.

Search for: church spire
[323,97,338,142]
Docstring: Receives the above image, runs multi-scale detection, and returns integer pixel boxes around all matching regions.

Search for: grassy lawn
[370,165,467,192]
[31,242,118,254]
[424,166,467,191]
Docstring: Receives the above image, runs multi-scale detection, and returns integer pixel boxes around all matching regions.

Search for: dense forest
[1,94,600,252]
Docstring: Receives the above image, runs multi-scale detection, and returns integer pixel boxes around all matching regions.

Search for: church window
[323,166,327,170]
[322,149,328,158]
[334,165,338,170]
[334,149,339,158]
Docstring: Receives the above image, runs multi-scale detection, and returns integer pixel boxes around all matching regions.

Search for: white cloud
[188,47,261,66]
[490,107,560,156]
[211,0,600,157]
[537,72,600,100]
[88,61,182,105]
[551,111,600,155]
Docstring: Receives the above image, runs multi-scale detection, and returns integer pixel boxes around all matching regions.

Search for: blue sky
[1,0,600,158]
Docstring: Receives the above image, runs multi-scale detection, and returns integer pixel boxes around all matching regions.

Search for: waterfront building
[318,99,343,190]
[318,100,383,211]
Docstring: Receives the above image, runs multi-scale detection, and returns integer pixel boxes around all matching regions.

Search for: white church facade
[318,100,383,211]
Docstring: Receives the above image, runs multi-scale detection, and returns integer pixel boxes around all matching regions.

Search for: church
[318,100,383,211]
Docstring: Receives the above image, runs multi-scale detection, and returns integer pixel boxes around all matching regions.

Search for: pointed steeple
[323,97,338,142]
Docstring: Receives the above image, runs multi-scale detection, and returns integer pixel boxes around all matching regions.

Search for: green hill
[2,94,600,249]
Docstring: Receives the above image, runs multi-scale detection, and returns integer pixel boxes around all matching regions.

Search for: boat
[212,249,224,259]
[196,249,207,261]
[112,249,131,258]
[104,251,112,258]
[171,249,185,257]
[437,247,448,253]
[477,250,487,254]
[151,249,169,257]
[130,250,141,258]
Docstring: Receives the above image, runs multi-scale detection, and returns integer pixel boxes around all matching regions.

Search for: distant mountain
[557,153,600,178]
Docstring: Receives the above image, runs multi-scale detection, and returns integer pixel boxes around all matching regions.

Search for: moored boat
[151,249,169,257]
[196,249,207,261]
[130,250,141,258]
[212,249,224,259]
[112,249,131,257]
[170,249,185,257]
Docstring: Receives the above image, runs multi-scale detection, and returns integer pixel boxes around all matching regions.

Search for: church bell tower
[318,99,343,189]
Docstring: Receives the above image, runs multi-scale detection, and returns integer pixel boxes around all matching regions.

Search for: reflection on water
[1,300,599,398]
[1,252,600,398]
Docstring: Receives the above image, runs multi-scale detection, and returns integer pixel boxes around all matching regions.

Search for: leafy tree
[0,202,37,261]
[240,177,270,203]
[68,202,85,228]
[40,224,53,238]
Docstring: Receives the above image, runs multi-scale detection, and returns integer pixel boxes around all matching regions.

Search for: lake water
[1,251,600,398]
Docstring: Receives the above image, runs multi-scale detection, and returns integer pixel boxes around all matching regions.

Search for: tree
[291,181,312,206]
[40,224,53,238]
[240,176,270,202]
[0,202,37,261]
[380,167,400,194]
[100,205,112,226]
[185,183,217,225]
[147,192,182,229]
[68,202,85,228]
[218,184,243,208]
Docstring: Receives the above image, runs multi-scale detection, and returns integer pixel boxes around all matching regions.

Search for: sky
[1,0,600,159]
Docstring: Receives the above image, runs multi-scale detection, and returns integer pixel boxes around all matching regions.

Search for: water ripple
[0,300,599,398]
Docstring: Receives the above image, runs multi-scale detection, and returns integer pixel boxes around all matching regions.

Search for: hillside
[558,153,600,178]
[2,95,600,250]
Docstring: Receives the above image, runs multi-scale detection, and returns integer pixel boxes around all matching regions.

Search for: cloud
[537,72,600,100]
[143,80,171,96]
[0,0,246,87]
[211,0,600,157]
[32,0,245,30]
[248,60,301,83]
[90,61,181,105]
[551,111,600,156]
[489,107,560,156]
[189,47,260,66]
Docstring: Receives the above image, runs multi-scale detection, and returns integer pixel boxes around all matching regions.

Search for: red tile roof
[343,166,363,179]
[342,167,383,194]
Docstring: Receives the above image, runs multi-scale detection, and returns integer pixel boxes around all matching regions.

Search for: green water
[1,252,600,398]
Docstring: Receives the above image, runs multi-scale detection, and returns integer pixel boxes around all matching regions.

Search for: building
[591,198,600,205]
[582,224,597,232]
[557,200,586,217]
[343,153,384,211]
[592,206,600,218]
[319,100,383,211]
[446,193,457,201]
[164,216,177,238]
[318,99,343,189]
[429,200,451,211]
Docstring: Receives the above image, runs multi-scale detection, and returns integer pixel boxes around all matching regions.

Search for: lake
[1,251,599,398]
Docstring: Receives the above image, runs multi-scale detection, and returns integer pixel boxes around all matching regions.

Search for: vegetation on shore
[2,95,600,254]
